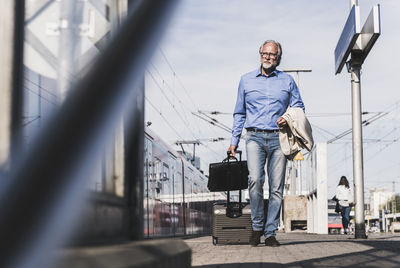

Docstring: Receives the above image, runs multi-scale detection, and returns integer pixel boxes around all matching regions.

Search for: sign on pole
[334,5,361,75]
[334,5,381,74]
[359,5,381,62]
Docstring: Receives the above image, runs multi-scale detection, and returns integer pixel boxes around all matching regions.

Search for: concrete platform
[185,232,400,267]
[56,238,191,268]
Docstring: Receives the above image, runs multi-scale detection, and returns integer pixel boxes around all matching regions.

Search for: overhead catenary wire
[198,110,233,132]
[198,110,232,115]
[145,96,223,160]
[197,111,383,117]
[157,49,229,156]
[148,62,193,123]
[328,127,398,171]
[24,86,58,107]
[362,104,400,161]
[146,63,214,146]
[201,142,226,159]
[146,67,224,160]
[22,116,41,127]
[24,77,59,99]
[146,70,199,140]
[327,112,389,144]
[147,49,233,163]
[365,136,400,162]
[306,111,377,117]
[331,139,398,144]
[310,123,336,140]
[326,100,400,188]
[159,48,199,110]
[145,96,185,141]
[191,112,231,134]
[147,54,222,145]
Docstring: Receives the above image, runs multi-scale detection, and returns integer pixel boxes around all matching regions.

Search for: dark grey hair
[259,40,282,66]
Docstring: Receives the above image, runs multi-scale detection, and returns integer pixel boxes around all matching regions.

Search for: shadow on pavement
[280,238,400,253]
[192,239,400,268]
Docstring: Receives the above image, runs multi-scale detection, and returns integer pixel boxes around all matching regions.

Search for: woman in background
[335,176,354,234]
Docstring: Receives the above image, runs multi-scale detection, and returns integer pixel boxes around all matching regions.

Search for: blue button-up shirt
[230,67,305,147]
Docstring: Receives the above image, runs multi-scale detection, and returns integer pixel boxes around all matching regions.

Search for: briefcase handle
[224,150,242,162]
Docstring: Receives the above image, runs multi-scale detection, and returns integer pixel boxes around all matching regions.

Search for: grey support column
[350,63,367,238]
[0,0,25,169]
[125,77,145,240]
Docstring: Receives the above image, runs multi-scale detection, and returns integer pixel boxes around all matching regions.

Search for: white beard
[262,61,277,69]
[262,62,273,69]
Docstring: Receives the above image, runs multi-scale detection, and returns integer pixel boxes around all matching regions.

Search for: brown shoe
[249,230,263,246]
[265,236,280,247]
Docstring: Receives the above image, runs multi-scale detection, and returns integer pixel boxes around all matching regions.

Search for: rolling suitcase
[212,191,252,245]
[210,151,252,245]
[212,197,269,245]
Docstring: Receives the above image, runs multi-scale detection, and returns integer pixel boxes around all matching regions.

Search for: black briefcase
[207,151,249,192]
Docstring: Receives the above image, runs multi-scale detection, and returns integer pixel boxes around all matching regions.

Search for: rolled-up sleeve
[289,79,305,111]
[230,78,246,147]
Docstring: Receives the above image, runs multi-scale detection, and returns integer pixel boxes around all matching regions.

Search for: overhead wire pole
[283,69,312,87]
[175,140,201,164]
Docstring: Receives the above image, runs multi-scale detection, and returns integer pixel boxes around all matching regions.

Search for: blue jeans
[246,131,287,238]
[339,205,351,230]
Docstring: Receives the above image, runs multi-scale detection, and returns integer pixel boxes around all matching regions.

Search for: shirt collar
[256,66,278,77]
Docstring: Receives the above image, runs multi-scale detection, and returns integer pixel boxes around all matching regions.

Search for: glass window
[23,0,128,196]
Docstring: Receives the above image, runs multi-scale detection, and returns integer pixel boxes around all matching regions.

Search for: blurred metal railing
[0,0,178,267]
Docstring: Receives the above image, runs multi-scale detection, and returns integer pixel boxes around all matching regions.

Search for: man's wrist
[230,137,240,147]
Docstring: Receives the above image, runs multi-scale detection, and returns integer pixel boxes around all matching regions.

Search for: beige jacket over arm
[279,107,314,156]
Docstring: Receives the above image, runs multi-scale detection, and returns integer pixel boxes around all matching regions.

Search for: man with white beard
[228,40,305,247]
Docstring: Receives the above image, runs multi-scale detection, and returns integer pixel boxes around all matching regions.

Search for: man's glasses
[260,52,278,59]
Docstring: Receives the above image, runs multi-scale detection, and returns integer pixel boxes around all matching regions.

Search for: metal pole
[193,143,196,163]
[290,163,296,195]
[350,64,367,238]
[348,0,366,239]
[57,0,82,101]
[297,160,302,195]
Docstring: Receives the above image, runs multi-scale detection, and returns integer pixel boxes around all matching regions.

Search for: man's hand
[276,117,287,129]
[228,145,236,157]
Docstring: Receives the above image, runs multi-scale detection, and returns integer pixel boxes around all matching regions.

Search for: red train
[144,128,224,237]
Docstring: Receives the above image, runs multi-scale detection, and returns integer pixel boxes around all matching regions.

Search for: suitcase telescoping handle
[225,150,244,218]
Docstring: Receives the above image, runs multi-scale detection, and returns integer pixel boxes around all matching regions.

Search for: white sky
[145,0,400,199]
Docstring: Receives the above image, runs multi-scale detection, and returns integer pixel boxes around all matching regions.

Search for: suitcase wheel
[212,236,217,245]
